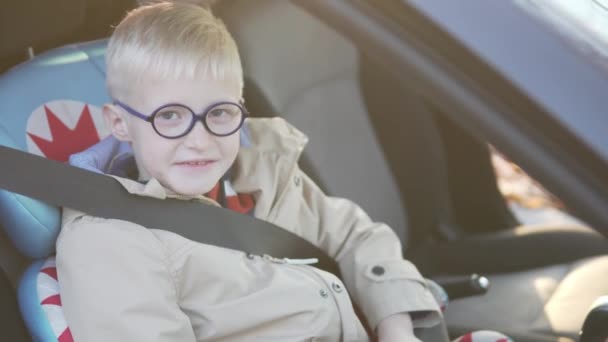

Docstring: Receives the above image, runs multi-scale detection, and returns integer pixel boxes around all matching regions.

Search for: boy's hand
[377,313,422,342]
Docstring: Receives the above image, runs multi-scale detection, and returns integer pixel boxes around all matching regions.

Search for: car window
[491,146,585,226]
[516,0,608,67]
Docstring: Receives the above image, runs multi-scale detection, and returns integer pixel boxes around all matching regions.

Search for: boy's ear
[103,104,131,142]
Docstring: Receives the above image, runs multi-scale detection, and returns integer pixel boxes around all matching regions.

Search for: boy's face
[105,77,242,197]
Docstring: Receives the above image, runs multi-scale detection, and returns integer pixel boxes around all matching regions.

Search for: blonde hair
[106,2,242,100]
[136,0,218,8]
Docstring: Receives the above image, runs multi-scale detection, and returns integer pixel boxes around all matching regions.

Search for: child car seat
[0,39,111,341]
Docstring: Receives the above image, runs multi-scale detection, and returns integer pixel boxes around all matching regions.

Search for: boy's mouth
[174,159,218,168]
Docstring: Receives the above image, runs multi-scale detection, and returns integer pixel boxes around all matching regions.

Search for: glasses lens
[205,103,244,135]
[152,105,193,137]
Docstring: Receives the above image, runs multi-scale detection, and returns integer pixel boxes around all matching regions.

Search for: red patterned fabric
[459,332,473,342]
[206,179,255,215]
[28,105,101,162]
[40,267,57,281]
[58,328,74,342]
[37,258,73,342]
[40,294,61,306]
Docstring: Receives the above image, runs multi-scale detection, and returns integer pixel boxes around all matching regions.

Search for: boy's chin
[168,181,217,198]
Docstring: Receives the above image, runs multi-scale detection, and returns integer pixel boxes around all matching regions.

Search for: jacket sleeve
[290,168,441,330]
[56,216,197,342]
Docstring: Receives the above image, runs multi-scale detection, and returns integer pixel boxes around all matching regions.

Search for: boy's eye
[209,109,228,118]
[157,111,181,121]
[207,106,240,122]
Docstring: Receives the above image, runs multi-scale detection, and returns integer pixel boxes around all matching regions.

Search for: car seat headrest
[0,39,110,258]
[217,0,358,115]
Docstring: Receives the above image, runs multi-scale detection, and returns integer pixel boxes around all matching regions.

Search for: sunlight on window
[490,147,586,226]
[516,0,608,65]
[540,0,608,40]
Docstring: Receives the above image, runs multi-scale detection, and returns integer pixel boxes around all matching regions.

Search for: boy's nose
[183,121,213,149]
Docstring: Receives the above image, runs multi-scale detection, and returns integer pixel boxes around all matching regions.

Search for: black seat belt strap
[0,145,340,276]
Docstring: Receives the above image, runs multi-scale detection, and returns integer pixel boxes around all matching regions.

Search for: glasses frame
[113,100,248,139]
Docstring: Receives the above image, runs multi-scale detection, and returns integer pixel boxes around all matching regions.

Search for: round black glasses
[113,100,248,139]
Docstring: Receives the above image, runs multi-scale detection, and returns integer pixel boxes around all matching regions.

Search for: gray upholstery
[217,0,409,243]
[215,1,608,341]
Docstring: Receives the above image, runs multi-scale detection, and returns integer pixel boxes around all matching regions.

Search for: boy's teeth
[185,161,210,165]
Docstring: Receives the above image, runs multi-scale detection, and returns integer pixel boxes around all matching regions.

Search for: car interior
[1,0,608,341]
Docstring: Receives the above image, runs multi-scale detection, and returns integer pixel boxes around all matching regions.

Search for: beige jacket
[57,117,440,342]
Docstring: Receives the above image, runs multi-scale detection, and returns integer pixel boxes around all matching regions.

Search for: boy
[56,2,441,341]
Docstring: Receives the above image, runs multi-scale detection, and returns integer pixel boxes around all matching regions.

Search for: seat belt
[0,145,340,276]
